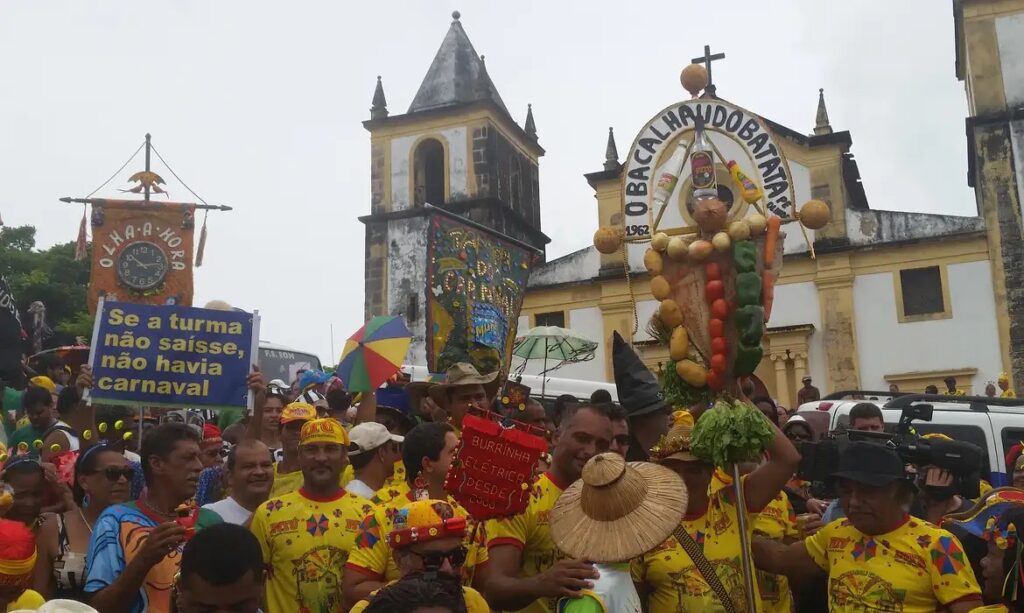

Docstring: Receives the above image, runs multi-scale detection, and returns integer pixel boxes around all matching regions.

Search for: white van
[402,365,617,405]
[795,391,1024,486]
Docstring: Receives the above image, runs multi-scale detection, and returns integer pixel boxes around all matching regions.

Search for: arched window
[509,158,522,212]
[413,138,445,207]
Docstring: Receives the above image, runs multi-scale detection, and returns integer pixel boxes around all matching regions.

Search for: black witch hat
[612,331,668,417]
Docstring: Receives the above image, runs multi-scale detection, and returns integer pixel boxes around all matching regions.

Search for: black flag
[0,275,25,386]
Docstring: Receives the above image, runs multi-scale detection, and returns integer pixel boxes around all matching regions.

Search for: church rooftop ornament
[814,88,833,136]
[525,104,537,140]
[370,75,388,120]
[604,127,620,171]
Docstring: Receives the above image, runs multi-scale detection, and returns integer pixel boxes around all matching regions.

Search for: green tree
[0,225,92,340]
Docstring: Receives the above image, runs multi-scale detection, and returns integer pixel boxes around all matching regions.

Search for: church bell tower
[360,11,549,336]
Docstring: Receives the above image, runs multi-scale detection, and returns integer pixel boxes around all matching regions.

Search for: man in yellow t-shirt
[998,373,1016,399]
[250,418,374,613]
[752,491,799,613]
[632,409,800,613]
[754,441,982,613]
[269,402,315,498]
[482,404,613,613]
[348,499,490,613]
[343,423,488,604]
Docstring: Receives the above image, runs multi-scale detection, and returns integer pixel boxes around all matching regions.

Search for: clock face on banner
[116,241,169,290]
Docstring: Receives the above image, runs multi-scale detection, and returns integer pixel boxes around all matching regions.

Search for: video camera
[797,403,984,499]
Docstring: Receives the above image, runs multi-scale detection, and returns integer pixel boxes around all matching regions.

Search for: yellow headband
[300,418,349,446]
[0,550,36,584]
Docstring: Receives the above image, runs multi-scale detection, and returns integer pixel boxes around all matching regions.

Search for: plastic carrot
[763,215,782,267]
[762,270,776,321]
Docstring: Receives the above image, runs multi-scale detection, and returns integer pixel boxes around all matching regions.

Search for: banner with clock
[87,199,196,315]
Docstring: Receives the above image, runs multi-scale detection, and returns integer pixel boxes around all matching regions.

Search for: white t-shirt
[202,497,252,525]
[345,479,375,500]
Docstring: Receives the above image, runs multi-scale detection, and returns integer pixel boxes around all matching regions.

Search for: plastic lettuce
[691,399,774,466]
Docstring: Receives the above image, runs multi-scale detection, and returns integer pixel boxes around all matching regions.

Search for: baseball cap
[348,422,404,456]
[387,499,467,548]
[299,418,350,446]
[28,376,56,393]
[279,402,317,425]
[830,441,909,487]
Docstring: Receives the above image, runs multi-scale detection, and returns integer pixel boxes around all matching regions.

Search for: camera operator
[809,403,886,524]
[753,441,983,612]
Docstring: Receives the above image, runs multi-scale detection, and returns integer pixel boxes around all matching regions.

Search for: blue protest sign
[88,300,260,410]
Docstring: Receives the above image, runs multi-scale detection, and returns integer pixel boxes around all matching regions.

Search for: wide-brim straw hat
[550,452,687,563]
[407,363,500,412]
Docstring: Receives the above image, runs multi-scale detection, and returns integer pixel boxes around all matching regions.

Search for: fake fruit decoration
[650,275,672,301]
[644,249,664,275]
[693,197,728,234]
[797,199,831,230]
[747,213,768,235]
[688,240,713,261]
[711,232,731,252]
[655,230,671,251]
[669,326,689,361]
[659,299,684,328]
[593,226,623,254]
[666,237,689,262]
[680,63,709,97]
[727,221,750,242]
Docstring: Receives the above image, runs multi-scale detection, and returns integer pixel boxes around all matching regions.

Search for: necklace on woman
[77,507,93,534]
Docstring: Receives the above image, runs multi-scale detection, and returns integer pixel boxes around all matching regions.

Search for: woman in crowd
[4,459,49,531]
[945,488,1024,612]
[33,445,132,600]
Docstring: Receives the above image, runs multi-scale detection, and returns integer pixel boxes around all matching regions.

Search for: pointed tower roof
[408,11,508,114]
[524,104,537,139]
[604,127,620,171]
[814,88,833,136]
[370,76,388,119]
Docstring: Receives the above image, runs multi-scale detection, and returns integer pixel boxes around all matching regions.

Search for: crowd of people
[0,344,1022,613]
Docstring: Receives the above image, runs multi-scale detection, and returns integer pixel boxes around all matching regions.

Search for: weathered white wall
[1010,121,1024,229]
[767,281,827,390]
[997,14,1024,107]
[389,127,468,211]
[511,306,606,382]
[852,260,1003,392]
[385,217,428,365]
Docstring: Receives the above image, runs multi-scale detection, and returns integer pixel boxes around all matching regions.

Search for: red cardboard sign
[445,412,548,520]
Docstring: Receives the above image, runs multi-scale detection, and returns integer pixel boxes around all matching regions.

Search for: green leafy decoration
[661,359,713,409]
[691,399,774,467]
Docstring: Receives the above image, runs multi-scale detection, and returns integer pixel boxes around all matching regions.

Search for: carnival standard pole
[731,462,759,613]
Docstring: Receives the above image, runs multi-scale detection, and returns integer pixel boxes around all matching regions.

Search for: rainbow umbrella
[337,316,412,392]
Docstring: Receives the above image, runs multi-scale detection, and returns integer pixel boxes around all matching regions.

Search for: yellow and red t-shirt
[804,516,982,612]
[485,472,569,613]
[249,487,374,613]
[753,492,798,613]
[345,491,488,586]
[631,470,762,613]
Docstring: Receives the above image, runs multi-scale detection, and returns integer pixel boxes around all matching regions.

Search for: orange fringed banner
[88,199,195,315]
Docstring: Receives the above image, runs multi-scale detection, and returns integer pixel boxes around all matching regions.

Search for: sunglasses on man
[408,545,468,570]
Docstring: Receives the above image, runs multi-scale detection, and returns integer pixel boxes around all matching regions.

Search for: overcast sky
[0,1,973,364]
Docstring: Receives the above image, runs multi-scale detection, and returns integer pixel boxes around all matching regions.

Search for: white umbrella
[512,326,598,396]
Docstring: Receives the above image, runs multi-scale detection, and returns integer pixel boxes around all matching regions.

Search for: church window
[509,158,522,212]
[414,138,446,207]
[534,311,565,328]
[898,266,946,319]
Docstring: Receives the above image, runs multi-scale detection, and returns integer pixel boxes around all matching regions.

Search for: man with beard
[249,418,373,613]
[202,440,274,525]
[348,499,490,612]
[85,423,223,613]
[482,403,612,612]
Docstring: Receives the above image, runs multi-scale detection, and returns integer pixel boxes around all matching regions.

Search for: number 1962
[625,225,650,237]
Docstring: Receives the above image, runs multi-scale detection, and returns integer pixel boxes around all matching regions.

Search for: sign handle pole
[248,310,261,415]
[83,296,106,406]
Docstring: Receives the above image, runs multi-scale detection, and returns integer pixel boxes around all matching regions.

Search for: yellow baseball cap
[28,376,56,393]
[387,499,467,548]
[299,418,349,446]
[279,402,317,425]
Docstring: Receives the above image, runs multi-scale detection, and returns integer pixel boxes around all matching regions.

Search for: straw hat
[406,363,500,412]
[550,452,687,563]
[649,410,698,463]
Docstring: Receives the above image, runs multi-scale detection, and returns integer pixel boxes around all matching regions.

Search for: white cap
[349,422,404,456]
